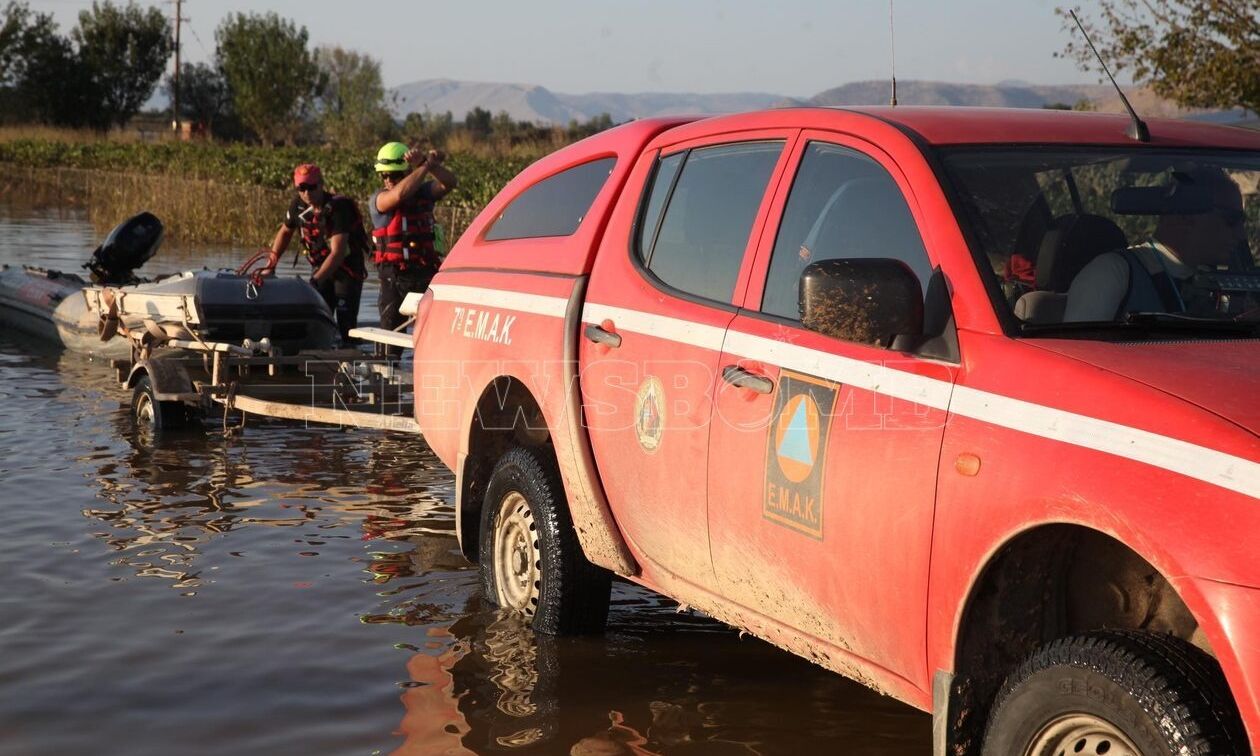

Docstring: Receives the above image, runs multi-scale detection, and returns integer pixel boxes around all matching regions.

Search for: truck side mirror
[799,258,924,347]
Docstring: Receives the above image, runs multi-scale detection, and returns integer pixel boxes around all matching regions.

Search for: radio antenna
[889,0,897,106]
[1068,9,1148,142]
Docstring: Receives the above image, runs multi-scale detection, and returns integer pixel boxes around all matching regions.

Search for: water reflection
[386,590,929,755]
[87,416,247,590]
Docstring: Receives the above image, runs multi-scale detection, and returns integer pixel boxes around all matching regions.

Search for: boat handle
[722,365,774,394]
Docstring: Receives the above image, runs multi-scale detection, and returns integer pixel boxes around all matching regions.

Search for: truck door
[579,132,794,586]
[707,137,956,690]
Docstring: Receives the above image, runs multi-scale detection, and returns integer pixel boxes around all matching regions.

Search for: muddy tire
[982,630,1247,756]
[478,445,611,635]
[131,375,188,432]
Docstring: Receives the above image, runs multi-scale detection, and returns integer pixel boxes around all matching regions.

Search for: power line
[188,25,210,59]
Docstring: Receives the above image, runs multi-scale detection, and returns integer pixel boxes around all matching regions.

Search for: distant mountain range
[389,77,1254,125]
[389,79,783,124]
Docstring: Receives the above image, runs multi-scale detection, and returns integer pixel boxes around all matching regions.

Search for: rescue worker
[1065,168,1249,321]
[264,163,370,342]
[369,142,458,350]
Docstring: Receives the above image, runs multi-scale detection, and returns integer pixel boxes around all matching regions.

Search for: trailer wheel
[131,374,188,432]
[478,445,610,635]
[982,630,1247,756]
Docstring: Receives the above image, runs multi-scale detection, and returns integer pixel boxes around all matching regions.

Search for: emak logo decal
[634,375,664,453]
[764,370,838,539]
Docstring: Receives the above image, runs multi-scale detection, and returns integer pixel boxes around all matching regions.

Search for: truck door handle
[584,323,622,348]
[722,365,774,394]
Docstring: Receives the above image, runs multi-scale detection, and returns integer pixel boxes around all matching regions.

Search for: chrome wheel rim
[134,392,156,428]
[1024,714,1141,756]
[492,491,540,617]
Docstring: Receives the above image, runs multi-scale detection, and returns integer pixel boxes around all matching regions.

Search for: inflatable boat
[0,213,339,358]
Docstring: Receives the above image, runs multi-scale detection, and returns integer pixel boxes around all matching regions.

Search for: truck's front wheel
[478,445,610,635]
[982,630,1246,756]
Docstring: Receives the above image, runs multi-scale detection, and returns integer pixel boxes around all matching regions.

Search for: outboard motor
[84,212,164,284]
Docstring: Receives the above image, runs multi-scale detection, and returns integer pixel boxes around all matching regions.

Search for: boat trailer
[113,291,426,435]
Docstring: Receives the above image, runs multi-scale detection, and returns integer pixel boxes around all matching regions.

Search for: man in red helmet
[264,163,370,342]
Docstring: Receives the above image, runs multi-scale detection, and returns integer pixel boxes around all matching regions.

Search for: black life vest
[296,194,367,279]
[371,195,439,269]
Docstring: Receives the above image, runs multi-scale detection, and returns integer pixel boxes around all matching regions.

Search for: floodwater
[0,203,931,755]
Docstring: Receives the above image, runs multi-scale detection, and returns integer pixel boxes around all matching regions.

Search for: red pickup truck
[408,107,1260,755]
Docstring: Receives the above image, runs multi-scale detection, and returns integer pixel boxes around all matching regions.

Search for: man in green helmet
[368,142,458,349]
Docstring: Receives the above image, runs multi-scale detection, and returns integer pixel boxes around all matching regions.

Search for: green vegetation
[1060,1,1260,114]
[74,1,171,129]
[165,62,237,138]
[215,12,319,146]
[315,46,394,148]
[2,163,482,246]
[0,1,171,129]
[0,136,532,210]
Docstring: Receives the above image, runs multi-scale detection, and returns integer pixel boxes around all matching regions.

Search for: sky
[31,0,1111,97]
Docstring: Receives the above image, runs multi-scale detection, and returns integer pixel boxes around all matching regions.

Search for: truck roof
[657,106,1260,151]
[842,106,1260,149]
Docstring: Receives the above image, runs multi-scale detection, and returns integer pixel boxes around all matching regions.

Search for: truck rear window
[484,157,616,241]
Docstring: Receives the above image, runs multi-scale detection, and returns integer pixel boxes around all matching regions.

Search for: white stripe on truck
[427,284,1260,499]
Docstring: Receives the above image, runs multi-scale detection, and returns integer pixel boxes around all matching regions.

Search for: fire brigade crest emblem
[634,375,665,453]
[764,370,838,539]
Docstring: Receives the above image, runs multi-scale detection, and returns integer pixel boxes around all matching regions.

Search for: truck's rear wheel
[478,445,610,635]
[982,630,1247,756]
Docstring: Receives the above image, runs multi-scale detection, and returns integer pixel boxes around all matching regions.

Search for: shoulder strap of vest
[1118,247,1178,317]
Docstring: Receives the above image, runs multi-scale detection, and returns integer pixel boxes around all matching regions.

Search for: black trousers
[312,271,363,343]
[377,263,436,355]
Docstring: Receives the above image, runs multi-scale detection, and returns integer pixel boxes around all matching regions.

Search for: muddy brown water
[0,203,930,755]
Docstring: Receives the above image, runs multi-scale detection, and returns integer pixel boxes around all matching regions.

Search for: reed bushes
[0,164,482,246]
[0,129,513,245]
[0,136,532,210]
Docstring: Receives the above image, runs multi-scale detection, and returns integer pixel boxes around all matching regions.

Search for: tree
[0,2,89,126]
[216,12,320,145]
[314,45,393,148]
[0,1,36,85]
[401,108,453,148]
[464,106,491,137]
[1059,1,1260,115]
[163,62,236,136]
[490,109,515,139]
[73,1,172,129]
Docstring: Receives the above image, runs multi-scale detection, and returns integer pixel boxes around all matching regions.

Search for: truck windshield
[939,147,1260,337]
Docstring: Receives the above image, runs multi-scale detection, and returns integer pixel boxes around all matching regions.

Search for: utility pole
[171,0,182,133]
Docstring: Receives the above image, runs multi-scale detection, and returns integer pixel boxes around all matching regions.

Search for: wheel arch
[456,370,638,578]
[942,522,1210,753]
[125,359,194,398]
[457,375,552,564]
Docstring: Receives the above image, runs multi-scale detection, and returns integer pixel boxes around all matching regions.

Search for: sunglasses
[296,182,319,192]
[379,172,406,181]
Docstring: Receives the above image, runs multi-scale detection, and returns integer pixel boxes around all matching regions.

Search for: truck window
[635,151,685,265]
[484,157,616,241]
[760,143,932,325]
[639,142,782,303]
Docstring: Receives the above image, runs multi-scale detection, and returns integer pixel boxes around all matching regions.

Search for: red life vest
[296,194,368,279]
[371,195,439,269]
